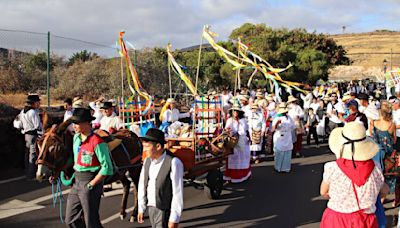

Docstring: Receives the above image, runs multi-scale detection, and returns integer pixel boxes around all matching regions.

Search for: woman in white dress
[224,101,251,183]
[272,102,295,173]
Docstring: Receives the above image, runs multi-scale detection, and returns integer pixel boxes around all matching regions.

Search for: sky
[0,0,399,56]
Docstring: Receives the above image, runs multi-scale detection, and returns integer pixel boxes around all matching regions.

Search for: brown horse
[35,120,143,222]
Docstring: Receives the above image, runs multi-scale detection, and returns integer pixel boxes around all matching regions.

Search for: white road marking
[0,182,128,219]
[0,176,25,185]
[101,206,134,224]
[0,199,45,219]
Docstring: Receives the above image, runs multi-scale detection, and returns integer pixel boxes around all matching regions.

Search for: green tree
[68,50,99,66]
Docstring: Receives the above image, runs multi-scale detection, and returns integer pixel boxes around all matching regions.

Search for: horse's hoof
[120,214,125,220]
[129,216,135,223]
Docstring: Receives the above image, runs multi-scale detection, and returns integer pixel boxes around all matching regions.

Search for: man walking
[18,94,42,180]
[65,108,114,228]
[138,128,184,228]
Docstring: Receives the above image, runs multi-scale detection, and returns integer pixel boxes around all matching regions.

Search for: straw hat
[72,97,84,108]
[251,103,259,109]
[341,94,352,103]
[229,99,244,113]
[287,96,298,103]
[277,102,289,114]
[166,98,176,103]
[266,95,274,101]
[329,122,378,161]
[239,94,250,101]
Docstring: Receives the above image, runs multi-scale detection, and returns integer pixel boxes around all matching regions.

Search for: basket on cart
[165,95,228,199]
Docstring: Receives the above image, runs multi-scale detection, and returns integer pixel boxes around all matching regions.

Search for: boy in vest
[65,108,114,228]
[138,128,184,228]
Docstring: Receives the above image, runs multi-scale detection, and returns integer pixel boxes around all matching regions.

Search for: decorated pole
[195,25,205,92]
[168,51,172,98]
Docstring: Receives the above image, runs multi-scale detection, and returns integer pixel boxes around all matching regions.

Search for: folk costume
[65,108,114,228]
[320,122,384,228]
[224,102,251,183]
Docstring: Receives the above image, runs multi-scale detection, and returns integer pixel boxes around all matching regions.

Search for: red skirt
[224,161,251,183]
[320,208,378,228]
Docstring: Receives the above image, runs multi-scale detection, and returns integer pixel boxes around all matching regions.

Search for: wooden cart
[165,137,229,199]
[164,95,228,199]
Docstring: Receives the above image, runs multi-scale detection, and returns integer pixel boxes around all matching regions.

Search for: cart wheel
[204,169,223,199]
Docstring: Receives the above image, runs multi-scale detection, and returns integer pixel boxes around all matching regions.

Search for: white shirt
[162,108,190,124]
[310,102,320,114]
[327,102,345,124]
[63,110,74,132]
[393,109,400,137]
[242,105,252,119]
[89,102,103,124]
[221,93,233,108]
[301,93,313,109]
[20,108,42,134]
[138,152,184,223]
[100,112,124,131]
[272,116,295,151]
[288,104,304,121]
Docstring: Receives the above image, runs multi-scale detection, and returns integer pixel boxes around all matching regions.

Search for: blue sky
[0,0,399,56]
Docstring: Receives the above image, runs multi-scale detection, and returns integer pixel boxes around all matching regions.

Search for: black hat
[70,108,95,124]
[358,93,369,101]
[26,94,40,104]
[140,128,166,145]
[100,101,114,109]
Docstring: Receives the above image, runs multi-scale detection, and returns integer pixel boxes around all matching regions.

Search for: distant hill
[328,31,400,81]
[330,31,400,68]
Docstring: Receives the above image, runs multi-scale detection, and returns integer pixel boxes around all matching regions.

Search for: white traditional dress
[248,110,266,157]
[224,117,251,183]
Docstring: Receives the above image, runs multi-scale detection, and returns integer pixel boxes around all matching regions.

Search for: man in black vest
[138,128,184,228]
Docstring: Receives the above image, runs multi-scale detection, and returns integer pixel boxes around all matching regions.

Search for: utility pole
[46,31,50,107]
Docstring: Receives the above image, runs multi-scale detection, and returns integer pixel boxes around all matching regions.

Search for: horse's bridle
[36,125,64,170]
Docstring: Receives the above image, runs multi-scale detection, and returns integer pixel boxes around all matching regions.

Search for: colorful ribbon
[167,44,198,95]
[117,31,153,115]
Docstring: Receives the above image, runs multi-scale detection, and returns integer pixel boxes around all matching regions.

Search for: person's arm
[391,123,397,144]
[169,158,184,226]
[137,161,147,223]
[320,181,330,199]
[89,142,114,187]
[369,120,374,136]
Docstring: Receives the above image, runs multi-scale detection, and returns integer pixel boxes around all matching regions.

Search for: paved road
[0,143,398,227]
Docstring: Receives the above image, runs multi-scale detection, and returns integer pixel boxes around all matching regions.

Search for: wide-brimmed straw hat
[329,122,378,161]
[239,94,250,101]
[251,103,259,109]
[229,99,244,113]
[166,98,176,103]
[287,96,298,103]
[277,102,289,114]
[266,95,274,102]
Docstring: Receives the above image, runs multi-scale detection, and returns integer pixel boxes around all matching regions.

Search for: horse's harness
[36,125,67,173]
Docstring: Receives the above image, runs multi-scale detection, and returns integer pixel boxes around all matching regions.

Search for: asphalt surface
[0,143,399,228]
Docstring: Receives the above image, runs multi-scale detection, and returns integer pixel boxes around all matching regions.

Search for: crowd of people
[13,78,400,227]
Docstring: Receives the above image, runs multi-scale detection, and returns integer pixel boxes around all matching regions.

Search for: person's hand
[168,222,178,228]
[137,212,144,224]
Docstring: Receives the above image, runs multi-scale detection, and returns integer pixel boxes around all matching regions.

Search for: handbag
[384,150,400,176]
